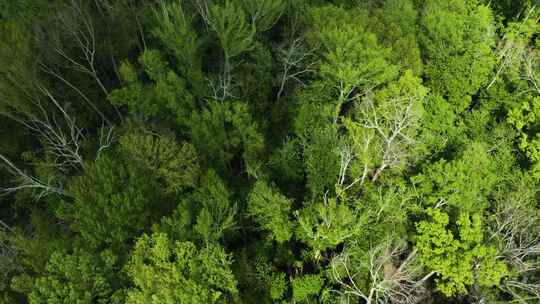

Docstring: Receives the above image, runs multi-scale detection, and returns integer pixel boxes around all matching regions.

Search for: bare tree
[337,144,354,188]
[194,0,255,101]
[96,124,115,159]
[489,194,540,301]
[487,6,539,91]
[0,84,115,199]
[522,48,540,95]
[330,240,433,304]
[360,92,422,182]
[276,37,316,101]
[42,0,125,124]
[40,64,111,126]
[338,127,375,192]
[0,154,67,199]
[0,221,21,286]
[55,0,108,96]
[2,85,85,173]
[335,73,425,190]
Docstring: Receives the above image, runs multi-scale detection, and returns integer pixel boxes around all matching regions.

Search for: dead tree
[55,0,108,96]
[194,0,255,101]
[50,0,122,123]
[360,92,421,182]
[2,85,85,173]
[487,6,539,90]
[330,240,432,304]
[489,194,540,301]
[0,154,67,199]
[276,37,316,101]
[0,85,115,199]
[368,98,415,182]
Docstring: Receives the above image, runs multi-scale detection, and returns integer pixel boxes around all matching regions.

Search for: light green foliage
[306,5,398,108]
[292,274,323,302]
[108,61,144,111]
[296,199,362,254]
[269,272,287,301]
[193,170,236,242]
[11,250,120,304]
[420,0,496,112]
[416,209,507,296]
[152,1,204,92]
[126,233,238,304]
[371,0,423,75]
[508,97,540,177]
[413,142,508,297]
[247,181,293,243]
[417,94,462,155]
[119,131,199,193]
[412,143,497,212]
[206,0,255,59]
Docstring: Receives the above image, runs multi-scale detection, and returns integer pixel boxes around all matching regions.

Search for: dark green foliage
[11,249,122,304]
[1,1,540,303]
[59,154,157,248]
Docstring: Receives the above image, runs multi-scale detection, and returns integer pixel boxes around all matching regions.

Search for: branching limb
[330,240,429,304]
[276,37,316,101]
[0,154,67,199]
[56,0,109,96]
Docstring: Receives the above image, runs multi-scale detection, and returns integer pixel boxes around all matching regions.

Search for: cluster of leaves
[0,0,539,303]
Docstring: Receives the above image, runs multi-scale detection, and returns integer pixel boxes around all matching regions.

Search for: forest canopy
[0,0,540,303]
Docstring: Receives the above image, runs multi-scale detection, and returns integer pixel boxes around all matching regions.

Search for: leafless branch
[276,37,316,101]
[487,6,538,90]
[489,191,540,301]
[0,154,67,199]
[54,1,109,96]
[330,240,429,304]
[359,93,420,182]
[96,124,115,159]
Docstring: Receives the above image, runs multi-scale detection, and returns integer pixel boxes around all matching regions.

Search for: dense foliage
[1,0,539,303]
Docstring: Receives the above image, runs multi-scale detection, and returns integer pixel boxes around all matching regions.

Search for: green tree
[126,232,238,304]
[296,198,363,256]
[12,249,122,304]
[292,274,323,302]
[420,0,496,112]
[247,181,293,243]
[57,153,157,248]
[305,5,398,119]
[416,209,507,297]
